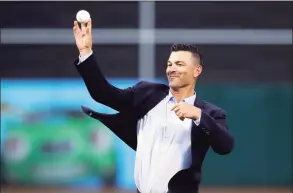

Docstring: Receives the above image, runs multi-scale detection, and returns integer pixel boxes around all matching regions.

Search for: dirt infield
[1,186,291,193]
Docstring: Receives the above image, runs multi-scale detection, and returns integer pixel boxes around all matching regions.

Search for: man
[73,19,234,193]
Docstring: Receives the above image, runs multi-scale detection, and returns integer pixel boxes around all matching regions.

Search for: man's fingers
[87,19,92,34]
[175,111,180,116]
[73,21,80,30]
[73,20,81,36]
[175,111,185,121]
[177,112,185,121]
[171,104,181,113]
[174,107,180,113]
[86,25,90,35]
[73,20,78,27]
[170,103,185,121]
[81,23,86,33]
[179,116,185,121]
[170,105,176,111]
[170,103,179,111]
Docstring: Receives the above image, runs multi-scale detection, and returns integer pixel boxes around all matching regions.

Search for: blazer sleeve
[74,54,141,112]
[198,109,234,155]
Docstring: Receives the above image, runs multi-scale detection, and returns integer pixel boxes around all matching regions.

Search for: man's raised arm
[73,19,137,112]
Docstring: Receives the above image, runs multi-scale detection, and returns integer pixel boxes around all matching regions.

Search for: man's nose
[168,65,178,72]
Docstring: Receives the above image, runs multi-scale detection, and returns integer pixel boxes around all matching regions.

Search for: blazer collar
[194,94,204,108]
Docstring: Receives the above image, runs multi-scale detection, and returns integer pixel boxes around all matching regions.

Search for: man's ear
[194,65,202,78]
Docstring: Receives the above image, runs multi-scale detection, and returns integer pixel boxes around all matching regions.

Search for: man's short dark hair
[171,44,204,66]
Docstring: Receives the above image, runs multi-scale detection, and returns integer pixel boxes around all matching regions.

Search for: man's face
[166,51,202,89]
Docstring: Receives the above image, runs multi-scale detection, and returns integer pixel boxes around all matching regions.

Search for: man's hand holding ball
[73,10,92,56]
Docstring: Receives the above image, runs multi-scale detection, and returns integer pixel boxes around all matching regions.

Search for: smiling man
[73,19,234,193]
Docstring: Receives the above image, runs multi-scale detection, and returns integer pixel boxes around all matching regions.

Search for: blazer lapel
[194,95,204,108]
[134,84,169,119]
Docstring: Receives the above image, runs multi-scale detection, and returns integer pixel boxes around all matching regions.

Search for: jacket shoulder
[133,80,168,91]
[201,100,225,114]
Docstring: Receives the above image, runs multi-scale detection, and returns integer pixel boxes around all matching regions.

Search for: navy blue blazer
[74,54,234,193]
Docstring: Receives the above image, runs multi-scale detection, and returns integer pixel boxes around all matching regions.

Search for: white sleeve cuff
[77,50,93,65]
[193,111,202,126]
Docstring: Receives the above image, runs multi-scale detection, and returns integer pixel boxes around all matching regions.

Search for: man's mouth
[168,76,179,79]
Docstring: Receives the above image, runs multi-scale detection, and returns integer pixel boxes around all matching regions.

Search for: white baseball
[76,10,91,23]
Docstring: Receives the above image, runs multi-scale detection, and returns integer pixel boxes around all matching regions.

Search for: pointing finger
[170,103,180,111]
[170,105,176,111]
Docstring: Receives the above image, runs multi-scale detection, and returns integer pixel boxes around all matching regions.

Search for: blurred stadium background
[0,1,292,193]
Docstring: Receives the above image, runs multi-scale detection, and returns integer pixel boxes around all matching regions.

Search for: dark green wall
[198,83,292,186]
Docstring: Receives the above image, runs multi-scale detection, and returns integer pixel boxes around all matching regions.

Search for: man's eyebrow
[167,60,185,64]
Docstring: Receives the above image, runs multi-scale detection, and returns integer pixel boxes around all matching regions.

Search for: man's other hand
[171,102,201,121]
